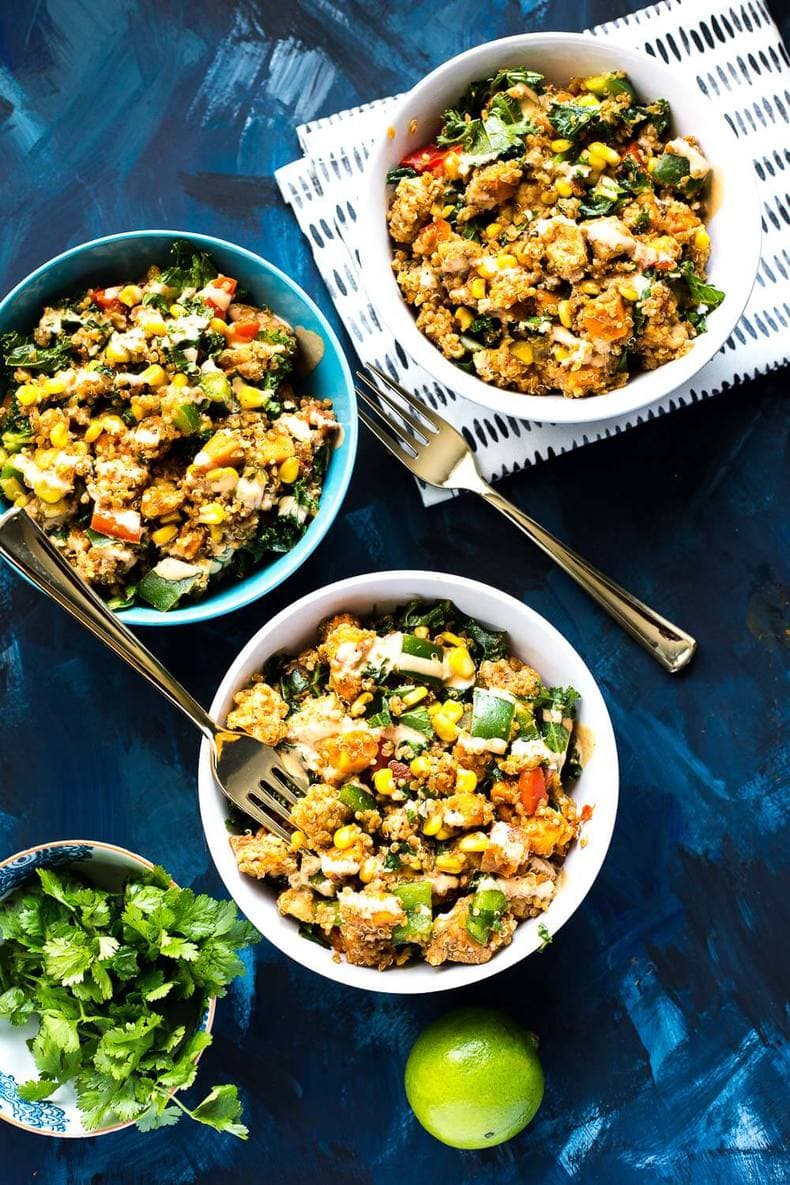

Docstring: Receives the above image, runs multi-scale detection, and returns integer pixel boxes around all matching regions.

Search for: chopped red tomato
[200,275,238,314]
[229,319,259,342]
[622,141,645,164]
[90,506,142,545]
[90,286,122,312]
[580,804,594,822]
[401,144,453,176]
[518,767,547,815]
[414,217,453,255]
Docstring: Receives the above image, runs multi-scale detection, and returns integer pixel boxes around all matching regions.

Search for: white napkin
[276,0,789,504]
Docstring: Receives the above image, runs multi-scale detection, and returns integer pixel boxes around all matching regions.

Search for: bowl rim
[0,228,358,627]
[0,838,217,1139]
[197,569,619,994]
[360,30,762,426]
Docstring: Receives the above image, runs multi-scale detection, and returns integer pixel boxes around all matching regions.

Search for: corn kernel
[576,93,600,107]
[278,457,300,484]
[333,824,360,850]
[433,716,459,743]
[410,754,431,777]
[470,277,487,300]
[496,253,518,270]
[422,813,443,837]
[119,284,143,307]
[16,384,40,407]
[84,419,104,444]
[33,477,68,504]
[694,228,711,251]
[104,341,130,364]
[455,768,478,794]
[476,257,498,279]
[14,494,30,507]
[437,631,464,646]
[206,467,239,488]
[435,825,453,841]
[540,190,557,205]
[0,447,7,467]
[198,502,226,525]
[49,422,69,449]
[139,312,167,337]
[209,317,229,335]
[171,372,189,388]
[458,831,490,853]
[101,414,126,436]
[373,768,395,796]
[152,524,179,546]
[555,178,573,198]
[647,156,657,174]
[237,384,269,410]
[0,476,24,500]
[441,204,455,217]
[448,647,475,680]
[588,141,608,158]
[455,307,474,331]
[140,363,167,387]
[553,346,571,362]
[209,525,224,544]
[558,300,573,329]
[443,152,461,180]
[581,281,600,295]
[428,702,444,717]
[587,151,606,173]
[551,138,573,153]
[583,75,608,94]
[441,700,464,723]
[349,692,373,718]
[43,375,68,395]
[169,304,185,317]
[290,830,306,851]
[159,510,182,524]
[485,221,502,239]
[359,856,377,883]
[619,283,639,302]
[413,625,430,639]
[435,853,465,874]
[510,341,534,365]
[402,686,428,707]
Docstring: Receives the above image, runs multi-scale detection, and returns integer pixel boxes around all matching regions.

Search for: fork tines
[355,364,440,464]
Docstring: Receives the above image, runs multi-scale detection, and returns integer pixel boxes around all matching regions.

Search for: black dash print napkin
[276,0,790,504]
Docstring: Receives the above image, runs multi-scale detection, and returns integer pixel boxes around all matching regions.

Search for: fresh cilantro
[677,260,725,316]
[0,865,258,1137]
[579,176,625,218]
[159,240,218,292]
[438,93,533,161]
[621,97,671,137]
[537,922,553,951]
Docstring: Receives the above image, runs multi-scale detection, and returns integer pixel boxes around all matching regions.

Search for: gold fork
[355,364,696,674]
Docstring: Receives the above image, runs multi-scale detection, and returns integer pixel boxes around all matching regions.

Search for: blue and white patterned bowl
[0,840,215,1138]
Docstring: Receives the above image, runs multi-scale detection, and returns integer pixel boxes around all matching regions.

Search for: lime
[404,1006,544,1149]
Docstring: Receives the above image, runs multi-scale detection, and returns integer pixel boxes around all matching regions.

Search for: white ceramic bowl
[0,840,215,1138]
[198,571,619,994]
[360,32,761,425]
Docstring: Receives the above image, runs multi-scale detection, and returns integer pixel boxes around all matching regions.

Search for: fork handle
[479,485,696,673]
[0,506,221,739]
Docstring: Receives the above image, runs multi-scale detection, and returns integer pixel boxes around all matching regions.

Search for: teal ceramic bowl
[0,230,356,626]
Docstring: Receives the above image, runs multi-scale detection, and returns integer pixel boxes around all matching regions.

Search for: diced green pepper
[366,693,392,729]
[514,699,540,741]
[137,569,197,612]
[471,687,516,741]
[392,882,433,945]
[339,783,377,815]
[398,635,445,686]
[466,887,508,945]
[172,403,201,434]
[199,371,232,402]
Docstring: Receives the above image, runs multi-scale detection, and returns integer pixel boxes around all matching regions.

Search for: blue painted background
[0,1,788,1182]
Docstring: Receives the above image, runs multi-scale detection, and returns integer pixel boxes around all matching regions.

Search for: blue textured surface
[0,2,788,1182]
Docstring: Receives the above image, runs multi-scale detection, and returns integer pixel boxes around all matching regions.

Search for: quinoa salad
[226,600,589,971]
[387,67,724,399]
[0,241,339,611]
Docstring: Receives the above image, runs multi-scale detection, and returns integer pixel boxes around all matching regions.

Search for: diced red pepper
[622,141,645,164]
[518,767,547,815]
[401,144,454,176]
[229,319,259,342]
[90,506,142,544]
[90,287,122,312]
